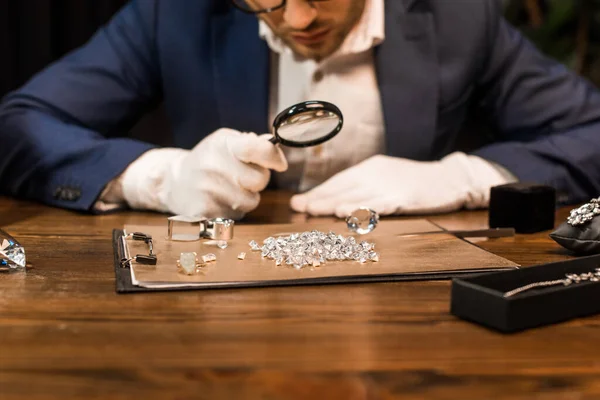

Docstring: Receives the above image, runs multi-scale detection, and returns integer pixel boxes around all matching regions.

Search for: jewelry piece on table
[503,268,600,298]
[567,197,600,226]
[177,252,206,275]
[0,228,26,271]
[167,215,235,242]
[346,207,379,235]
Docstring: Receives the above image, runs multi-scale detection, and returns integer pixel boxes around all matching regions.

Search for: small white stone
[179,252,198,275]
[238,252,246,260]
[217,241,228,249]
[202,253,216,263]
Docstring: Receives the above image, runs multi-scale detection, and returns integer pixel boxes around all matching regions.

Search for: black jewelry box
[450,254,600,333]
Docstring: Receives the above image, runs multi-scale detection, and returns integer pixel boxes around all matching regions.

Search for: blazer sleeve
[0,0,160,212]
[471,1,600,205]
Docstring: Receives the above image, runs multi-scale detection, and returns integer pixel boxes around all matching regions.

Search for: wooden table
[0,192,597,400]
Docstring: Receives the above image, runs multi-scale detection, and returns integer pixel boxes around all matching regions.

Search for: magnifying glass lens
[270,101,343,148]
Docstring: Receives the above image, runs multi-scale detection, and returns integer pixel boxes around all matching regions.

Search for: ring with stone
[176,252,206,275]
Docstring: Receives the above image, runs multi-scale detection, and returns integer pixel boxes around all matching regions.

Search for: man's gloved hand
[290,152,516,218]
[120,128,288,219]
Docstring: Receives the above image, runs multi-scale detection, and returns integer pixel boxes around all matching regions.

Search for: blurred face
[255,0,366,61]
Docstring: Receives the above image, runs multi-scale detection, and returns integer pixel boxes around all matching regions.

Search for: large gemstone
[0,229,26,271]
[346,207,379,235]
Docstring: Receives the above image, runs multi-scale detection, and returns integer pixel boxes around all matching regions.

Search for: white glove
[290,152,517,218]
[120,128,288,219]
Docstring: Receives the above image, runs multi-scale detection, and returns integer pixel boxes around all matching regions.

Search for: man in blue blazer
[1,0,600,219]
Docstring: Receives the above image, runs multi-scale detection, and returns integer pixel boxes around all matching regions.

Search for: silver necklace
[503,268,600,297]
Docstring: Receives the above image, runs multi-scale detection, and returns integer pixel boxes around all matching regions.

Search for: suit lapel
[211,10,270,135]
[375,0,438,160]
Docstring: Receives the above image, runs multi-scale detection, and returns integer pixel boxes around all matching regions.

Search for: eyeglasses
[231,0,327,15]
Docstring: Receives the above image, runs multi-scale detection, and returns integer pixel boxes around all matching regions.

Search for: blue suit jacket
[2,0,600,211]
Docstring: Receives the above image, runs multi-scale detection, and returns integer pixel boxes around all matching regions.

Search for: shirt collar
[258,0,385,58]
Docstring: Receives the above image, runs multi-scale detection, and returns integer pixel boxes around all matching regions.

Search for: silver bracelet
[503,268,600,297]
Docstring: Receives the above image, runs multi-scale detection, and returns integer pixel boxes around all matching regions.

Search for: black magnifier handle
[268,135,279,144]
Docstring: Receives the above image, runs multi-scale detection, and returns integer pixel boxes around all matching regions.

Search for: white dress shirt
[262,0,386,192]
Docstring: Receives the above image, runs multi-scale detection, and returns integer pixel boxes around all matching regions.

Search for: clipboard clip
[167,215,235,242]
[119,231,157,268]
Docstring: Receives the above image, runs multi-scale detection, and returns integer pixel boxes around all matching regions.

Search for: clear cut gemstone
[257,229,377,270]
[0,229,26,271]
[202,253,217,263]
[217,241,228,249]
[368,251,379,262]
[346,207,379,235]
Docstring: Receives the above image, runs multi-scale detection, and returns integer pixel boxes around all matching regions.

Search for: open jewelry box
[450,254,600,333]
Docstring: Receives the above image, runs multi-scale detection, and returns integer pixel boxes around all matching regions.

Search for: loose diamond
[238,252,246,260]
[217,241,228,249]
[249,240,260,251]
[202,253,216,263]
[249,230,378,270]
[346,207,379,235]
[368,251,379,262]
[0,229,26,271]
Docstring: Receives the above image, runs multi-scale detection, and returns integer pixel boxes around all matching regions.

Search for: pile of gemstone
[249,230,379,270]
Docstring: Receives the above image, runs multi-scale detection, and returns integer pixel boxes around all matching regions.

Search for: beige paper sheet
[123,219,518,288]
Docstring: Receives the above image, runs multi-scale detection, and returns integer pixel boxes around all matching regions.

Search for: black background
[0,1,171,145]
[0,0,127,98]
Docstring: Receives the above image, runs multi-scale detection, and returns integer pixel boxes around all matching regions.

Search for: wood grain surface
[0,192,597,400]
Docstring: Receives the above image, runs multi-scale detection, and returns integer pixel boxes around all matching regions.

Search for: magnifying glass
[269,100,343,147]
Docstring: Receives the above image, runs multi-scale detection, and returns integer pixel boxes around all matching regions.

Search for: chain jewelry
[567,197,600,226]
[503,268,600,297]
